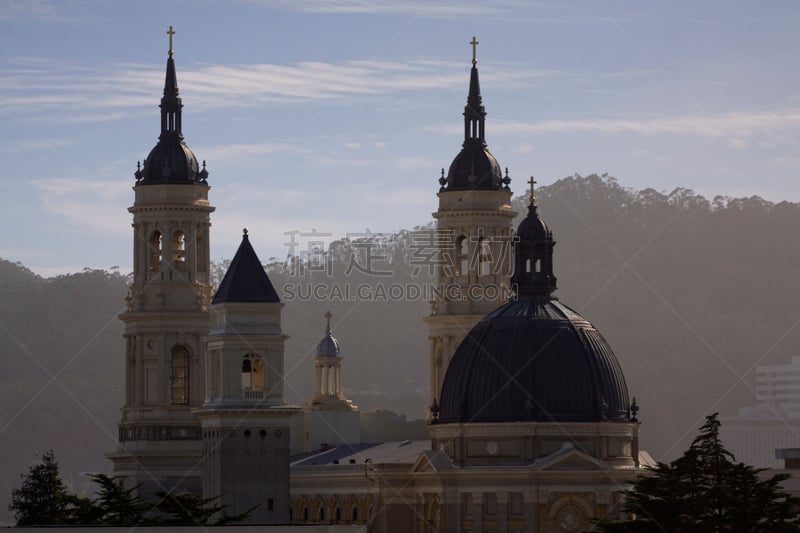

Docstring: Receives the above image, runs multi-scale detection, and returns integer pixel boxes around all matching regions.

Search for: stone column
[472,491,483,533]
[523,491,538,533]
[497,491,508,532]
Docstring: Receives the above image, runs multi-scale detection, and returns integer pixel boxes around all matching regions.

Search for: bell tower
[196,230,299,524]
[108,27,214,495]
[424,37,516,410]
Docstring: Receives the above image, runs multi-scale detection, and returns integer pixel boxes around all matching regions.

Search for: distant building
[721,356,800,468]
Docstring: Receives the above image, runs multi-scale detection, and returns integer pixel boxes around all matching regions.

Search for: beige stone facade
[424,188,516,407]
[108,182,214,495]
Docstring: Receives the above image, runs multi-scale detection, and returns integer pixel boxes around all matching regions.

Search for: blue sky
[1,0,798,276]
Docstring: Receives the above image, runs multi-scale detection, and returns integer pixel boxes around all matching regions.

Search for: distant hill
[3,174,799,523]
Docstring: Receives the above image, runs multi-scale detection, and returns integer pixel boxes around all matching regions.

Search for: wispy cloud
[433,111,800,148]
[0,58,483,122]
[0,138,74,155]
[33,178,129,235]
[248,0,504,16]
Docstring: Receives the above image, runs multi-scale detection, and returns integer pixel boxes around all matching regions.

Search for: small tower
[108,28,213,495]
[424,37,516,409]
[195,230,299,524]
[303,312,359,451]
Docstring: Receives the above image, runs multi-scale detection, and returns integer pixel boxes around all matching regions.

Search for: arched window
[351,506,358,523]
[172,230,186,266]
[242,354,264,390]
[170,346,189,404]
[456,236,468,276]
[525,258,531,273]
[303,507,309,522]
[318,507,325,523]
[149,231,162,271]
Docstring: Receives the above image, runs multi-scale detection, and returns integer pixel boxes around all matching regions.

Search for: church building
[108,29,651,532]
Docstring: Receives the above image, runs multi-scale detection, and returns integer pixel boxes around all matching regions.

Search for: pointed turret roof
[442,37,508,192]
[213,230,280,304]
[136,26,206,186]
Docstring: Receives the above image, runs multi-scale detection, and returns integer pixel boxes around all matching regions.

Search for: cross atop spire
[167,25,175,57]
[470,36,479,66]
[528,176,537,205]
[324,310,333,333]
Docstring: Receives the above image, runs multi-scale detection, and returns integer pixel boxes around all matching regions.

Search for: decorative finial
[243,228,248,236]
[167,26,175,57]
[631,397,639,422]
[324,310,332,333]
[528,176,537,206]
[470,36,479,66]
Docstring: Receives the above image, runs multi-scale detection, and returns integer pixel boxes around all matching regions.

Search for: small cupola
[511,176,557,298]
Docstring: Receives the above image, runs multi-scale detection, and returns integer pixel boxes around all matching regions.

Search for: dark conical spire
[136,26,204,186]
[463,37,486,147]
[511,177,557,298]
[213,230,280,304]
[442,37,504,191]
[160,29,183,141]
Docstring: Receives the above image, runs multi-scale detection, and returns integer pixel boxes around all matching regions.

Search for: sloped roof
[212,232,279,304]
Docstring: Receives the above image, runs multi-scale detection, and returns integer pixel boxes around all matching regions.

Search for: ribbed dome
[141,140,200,184]
[516,203,550,241]
[438,298,630,423]
[316,331,341,358]
[446,146,503,190]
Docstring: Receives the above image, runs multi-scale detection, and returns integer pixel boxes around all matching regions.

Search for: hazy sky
[1,1,797,276]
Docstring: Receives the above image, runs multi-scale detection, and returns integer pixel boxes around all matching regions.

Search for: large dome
[438,297,630,423]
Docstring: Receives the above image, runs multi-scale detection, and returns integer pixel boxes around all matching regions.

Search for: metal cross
[470,36,479,66]
[167,26,175,56]
[528,176,537,205]
[324,310,332,333]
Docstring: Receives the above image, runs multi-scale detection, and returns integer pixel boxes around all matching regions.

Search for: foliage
[8,452,250,526]
[9,451,72,526]
[599,414,800,532]
[151,490,255,526]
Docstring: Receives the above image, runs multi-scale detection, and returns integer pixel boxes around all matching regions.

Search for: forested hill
[2,173,799,523]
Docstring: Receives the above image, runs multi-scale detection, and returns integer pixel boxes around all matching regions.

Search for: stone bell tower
[424,37,516,410]
[195,230,299,524]
[108,27,213,495]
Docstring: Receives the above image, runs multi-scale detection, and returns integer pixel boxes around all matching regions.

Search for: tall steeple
[160,26,183,142]
[109,26,214,498]
[442,36,509,192]
[137,26,206,186]
[424,38,516,410]
[463,36,486,148]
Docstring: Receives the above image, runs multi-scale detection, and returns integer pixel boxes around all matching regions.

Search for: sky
[0,0,798,277]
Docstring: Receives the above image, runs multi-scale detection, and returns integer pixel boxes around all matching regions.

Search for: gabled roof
[212,232,279,304]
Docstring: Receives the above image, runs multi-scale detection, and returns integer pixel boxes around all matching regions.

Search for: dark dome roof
[516,204,550,241]
[140,140,200,184]
[316,332,341,358]
[438,297,631,423]
[446,146,503,190]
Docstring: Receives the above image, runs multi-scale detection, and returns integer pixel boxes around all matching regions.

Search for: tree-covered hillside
[2,174,798,524]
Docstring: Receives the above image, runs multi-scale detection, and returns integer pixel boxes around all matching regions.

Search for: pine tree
[600,414,800,532]
[9,450,71,526]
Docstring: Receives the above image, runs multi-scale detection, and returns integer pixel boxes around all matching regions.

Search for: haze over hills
[2,174,798,524]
